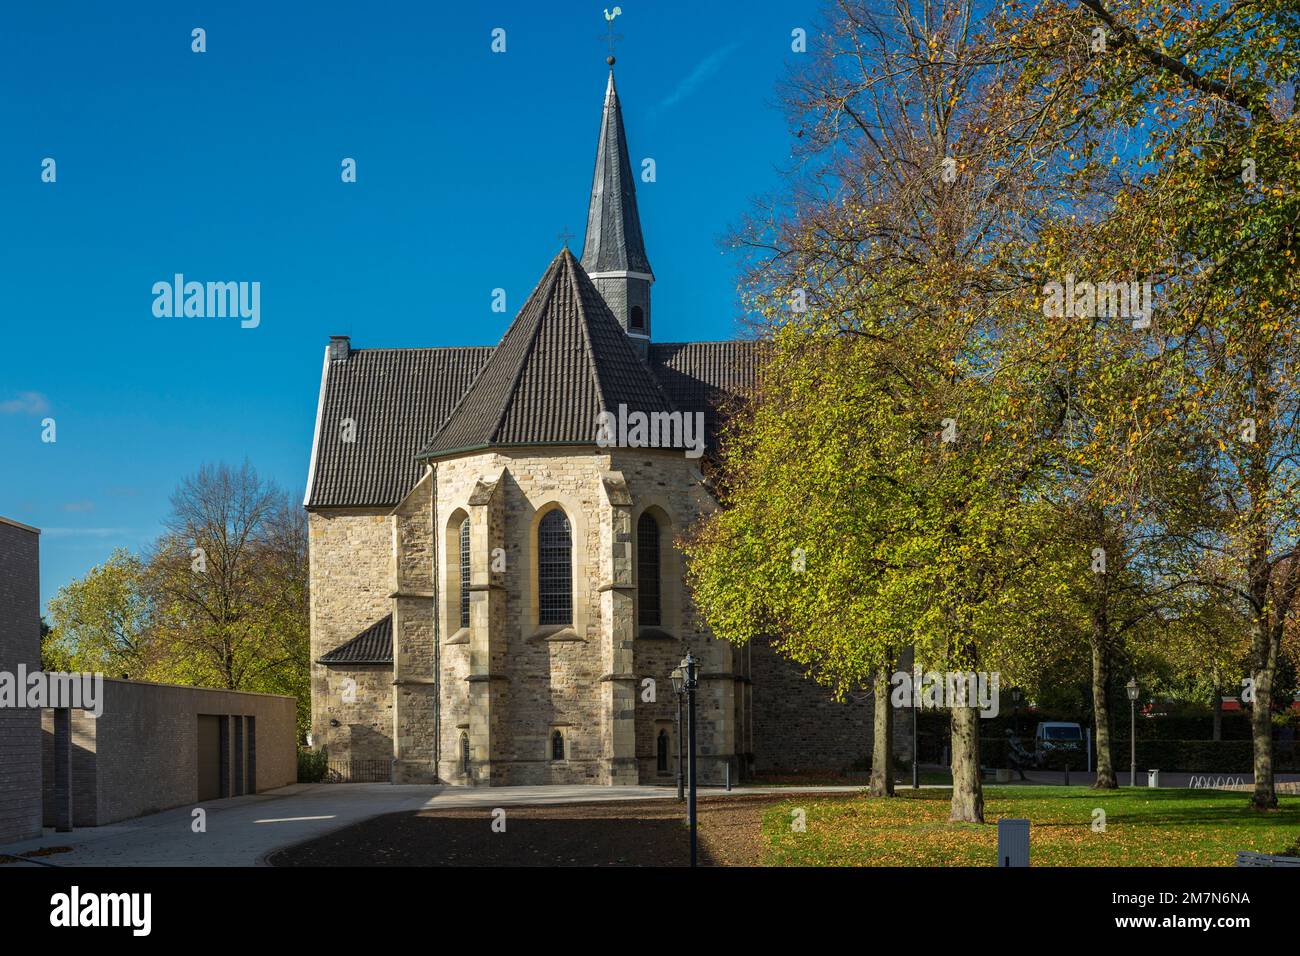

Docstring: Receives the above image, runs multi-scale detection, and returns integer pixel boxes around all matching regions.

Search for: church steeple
[581,59,654,356]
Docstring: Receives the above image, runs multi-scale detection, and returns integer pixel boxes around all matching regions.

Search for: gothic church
[304,62,884,785]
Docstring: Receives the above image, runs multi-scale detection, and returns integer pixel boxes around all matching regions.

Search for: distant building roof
[318,615,393,665]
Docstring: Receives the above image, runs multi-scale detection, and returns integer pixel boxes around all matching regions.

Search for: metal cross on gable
[557,226,575,248]
[601,7,623,61]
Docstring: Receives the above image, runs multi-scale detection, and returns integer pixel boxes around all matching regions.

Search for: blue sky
[0,0,819,609]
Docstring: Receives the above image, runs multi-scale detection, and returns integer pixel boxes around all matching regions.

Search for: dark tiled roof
[305,346,492,507]
[418,248,674,458]
[318,615,393,665]
[648,340,766,445]
[580,71,652,276]
[304,273,767,508]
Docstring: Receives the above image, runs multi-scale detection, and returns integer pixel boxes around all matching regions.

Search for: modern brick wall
[40,679,296,826]
[0,517,42,844]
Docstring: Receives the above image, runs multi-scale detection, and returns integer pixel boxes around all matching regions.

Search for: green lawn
[761,786,1300,866]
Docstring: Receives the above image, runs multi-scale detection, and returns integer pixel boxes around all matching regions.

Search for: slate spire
[581,63,654,354]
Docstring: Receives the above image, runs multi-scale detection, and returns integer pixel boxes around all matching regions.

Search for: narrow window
[630,305,645,331]
[538,509,572,626]
[657,729,670,774]
[460,732,471,774]
[459,516,471,630]
[551,730,565,761]
[637,512,661,627]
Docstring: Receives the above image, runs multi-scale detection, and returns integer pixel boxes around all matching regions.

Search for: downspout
[431,464,441,780]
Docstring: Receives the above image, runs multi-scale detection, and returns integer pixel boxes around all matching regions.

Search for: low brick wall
[42,678,297,827]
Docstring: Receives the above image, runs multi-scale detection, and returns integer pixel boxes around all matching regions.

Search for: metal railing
[325,759,391,783]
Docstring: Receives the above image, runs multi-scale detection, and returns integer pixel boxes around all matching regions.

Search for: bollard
[1064,764,1070,787]
[725,761,731,792]
[997,818,1030,867]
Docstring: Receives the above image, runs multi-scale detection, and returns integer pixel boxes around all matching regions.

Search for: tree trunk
[869,665,895,797]
[949,704,984,822]
[1211,685,1222,742]
[1090,635,1117,789]
[1250,625,1278,810]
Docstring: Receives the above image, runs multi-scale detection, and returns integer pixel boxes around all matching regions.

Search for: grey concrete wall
[41,679,297,826]
[0,517,42,843]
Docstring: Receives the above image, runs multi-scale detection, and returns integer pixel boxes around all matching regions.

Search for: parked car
[1034,722,1084,762]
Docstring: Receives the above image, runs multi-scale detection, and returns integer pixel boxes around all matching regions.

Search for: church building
[303,61,888,786]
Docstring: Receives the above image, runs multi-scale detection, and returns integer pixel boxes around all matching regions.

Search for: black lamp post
[1011,687,1022,731]
[670,665,685,802]
[1126,677,1139,787]
[912,676,919,789]
[679,652,699,867]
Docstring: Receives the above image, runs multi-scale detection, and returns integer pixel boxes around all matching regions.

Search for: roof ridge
[568,251,612,420]
[415,258,560,455]
[348,345,495,354]
[483,256,564,445]
[570,255,678,416]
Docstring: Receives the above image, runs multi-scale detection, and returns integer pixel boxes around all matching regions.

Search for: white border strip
[302,346,330,507]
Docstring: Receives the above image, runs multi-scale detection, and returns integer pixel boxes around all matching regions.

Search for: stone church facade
[304,63,901,786]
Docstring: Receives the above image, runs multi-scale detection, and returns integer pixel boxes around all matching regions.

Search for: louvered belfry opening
[538,509,573,626]
[459,516,471,630]
[637,512,661,626]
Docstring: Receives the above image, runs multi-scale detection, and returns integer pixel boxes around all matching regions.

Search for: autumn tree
[1001,0,1300,808]
[700,0,1098,821]
[147,462,310,731]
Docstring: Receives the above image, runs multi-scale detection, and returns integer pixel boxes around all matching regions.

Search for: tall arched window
[538,509,572,626]
[637,512,661,627]
[459,516,471,630]
[630,305,645,331]
[551,730,565,761]
[656,729,670,774]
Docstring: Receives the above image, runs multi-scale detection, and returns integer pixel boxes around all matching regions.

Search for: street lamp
[670,665,685,802]
[1126,678,1139,787]
[912,674,920,789]
[678,652,699,867]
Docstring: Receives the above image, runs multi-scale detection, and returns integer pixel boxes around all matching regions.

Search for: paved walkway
[0,783,857,868]
[4,773,1293,867]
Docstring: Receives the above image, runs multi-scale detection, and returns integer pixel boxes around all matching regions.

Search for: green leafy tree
[46,548,153,676]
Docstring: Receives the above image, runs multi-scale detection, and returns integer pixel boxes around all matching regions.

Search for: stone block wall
[318,665,394,764]
[306,448,912,788]
[308,507,394,761]
[427,448,737,786]
[392,471,437,782]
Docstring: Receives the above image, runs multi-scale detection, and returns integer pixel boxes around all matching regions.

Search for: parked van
[1034,722,1084,761]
